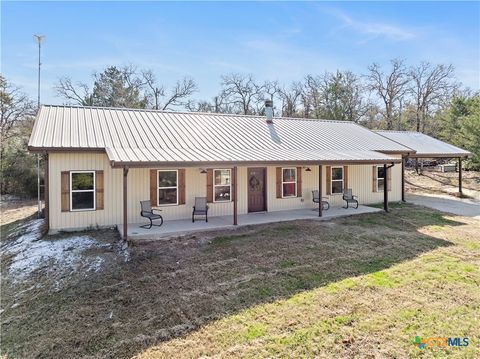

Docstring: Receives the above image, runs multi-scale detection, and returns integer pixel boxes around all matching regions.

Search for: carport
[376,131,472,199]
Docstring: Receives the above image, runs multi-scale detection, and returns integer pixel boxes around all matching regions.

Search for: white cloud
[326,7,416,42]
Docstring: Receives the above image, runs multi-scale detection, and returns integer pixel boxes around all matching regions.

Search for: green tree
[56,65,148,108]
[439,94,480,170]
[55,65,197,110]
[0,75,35,142]
[0,76,38,197]
[1,118,39,197]
[91,66,148,108]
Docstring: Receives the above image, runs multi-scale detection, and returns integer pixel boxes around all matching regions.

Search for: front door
[248,167,266,212]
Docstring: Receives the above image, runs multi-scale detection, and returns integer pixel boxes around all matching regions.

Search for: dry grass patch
[1,203,479,358]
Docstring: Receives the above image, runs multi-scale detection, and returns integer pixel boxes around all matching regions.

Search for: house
[28,103,471,238]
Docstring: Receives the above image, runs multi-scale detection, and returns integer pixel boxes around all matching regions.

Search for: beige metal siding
[49,153,402,231]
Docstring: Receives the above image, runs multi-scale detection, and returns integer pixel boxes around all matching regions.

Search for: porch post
[383,164,388,212]
[233,166,238,225]
[44,153,49,231]
[458,157,463,196]
[123,166,129,241]
[401,156,406,202]
[318,165,323,217]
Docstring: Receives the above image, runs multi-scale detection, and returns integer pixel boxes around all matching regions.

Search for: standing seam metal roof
[29,105,412,164]
[376,131,471,158]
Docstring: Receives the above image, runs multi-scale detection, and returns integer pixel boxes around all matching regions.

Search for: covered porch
[118,205,381,240]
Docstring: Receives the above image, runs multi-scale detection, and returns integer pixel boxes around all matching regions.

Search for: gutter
[108,158,403,168]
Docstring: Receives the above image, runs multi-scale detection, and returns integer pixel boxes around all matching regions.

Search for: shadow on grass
[1,203,465,358]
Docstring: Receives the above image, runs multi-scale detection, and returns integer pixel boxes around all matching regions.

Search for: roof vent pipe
[265,100,273,124]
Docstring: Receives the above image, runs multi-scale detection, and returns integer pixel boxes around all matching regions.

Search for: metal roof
[376,131,471,158]
[29,105,412,165]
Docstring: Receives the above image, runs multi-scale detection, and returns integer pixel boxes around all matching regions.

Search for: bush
[0,120,43,198]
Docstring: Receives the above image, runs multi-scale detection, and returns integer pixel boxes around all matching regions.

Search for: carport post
[123,166,129,241]
[458,157,463,196]
[318,165,323,217]
[383,164,388,212]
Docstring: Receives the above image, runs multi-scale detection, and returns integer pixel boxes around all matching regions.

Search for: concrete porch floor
[118,205,381,240]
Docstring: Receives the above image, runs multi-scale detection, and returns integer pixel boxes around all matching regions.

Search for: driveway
[406,193,480,217]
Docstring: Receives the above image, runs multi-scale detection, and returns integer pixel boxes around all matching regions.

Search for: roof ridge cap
[40,105,357,123]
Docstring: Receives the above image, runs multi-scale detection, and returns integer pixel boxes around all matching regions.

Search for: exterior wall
[48,152,402,231]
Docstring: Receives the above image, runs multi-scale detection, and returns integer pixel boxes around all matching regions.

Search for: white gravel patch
[2,219,106,281]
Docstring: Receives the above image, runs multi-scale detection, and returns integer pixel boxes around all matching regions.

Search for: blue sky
[2,1,479,105]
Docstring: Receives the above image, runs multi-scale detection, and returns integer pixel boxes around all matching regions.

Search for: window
[331,167,344,194]
[214,169,231,202]
[158,170,178,205]
[71,171,95,211]
[377,166,385,191]
[282,168,297,197]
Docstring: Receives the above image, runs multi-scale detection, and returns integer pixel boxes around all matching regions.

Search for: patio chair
[342,189,359,209]
[140,200,164,229]
[192,197,209,223]
[312,190,330,210]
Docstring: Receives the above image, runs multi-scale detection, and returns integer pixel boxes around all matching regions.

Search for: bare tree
[366,59,410,129]
[186,91,233,114]
[278,82,303,117]
[220,73,264,115]
[54,77,93,106]
[409,62,456,132]
[142,70,164,110]
[142,71,197,110]
[0,76,35,142]
[160,77,197,110]
[338,71,370,123]
[303,75,323,118]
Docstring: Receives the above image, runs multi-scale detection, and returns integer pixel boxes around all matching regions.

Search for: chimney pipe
[265,100,273,124]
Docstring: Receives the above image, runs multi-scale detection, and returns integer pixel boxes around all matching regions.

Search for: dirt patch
[2,204,478,358]
[406,168,480,199]
[0,199,39,226]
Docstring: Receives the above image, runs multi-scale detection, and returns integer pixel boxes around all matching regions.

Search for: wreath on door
[249,175,261,191]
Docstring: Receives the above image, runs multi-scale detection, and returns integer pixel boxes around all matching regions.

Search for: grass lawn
[1,203,479,358]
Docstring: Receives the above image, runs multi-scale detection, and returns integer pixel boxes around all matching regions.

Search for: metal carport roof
[376,131,471,158]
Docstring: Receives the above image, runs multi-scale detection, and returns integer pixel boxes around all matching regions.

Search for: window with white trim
[158,170,178,205]
[71,171,96,211]
[282,168,297,197]
[331,167,344,194]
[377,166,385,191]
[214,169,231,202]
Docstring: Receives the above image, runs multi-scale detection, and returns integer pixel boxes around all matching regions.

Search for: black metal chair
[312,190,330,210]
[140,200,163,229]
[192,197,209,222]
[342,189,359,209]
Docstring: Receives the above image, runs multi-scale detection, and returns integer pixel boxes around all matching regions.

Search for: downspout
[123,166,129,242]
